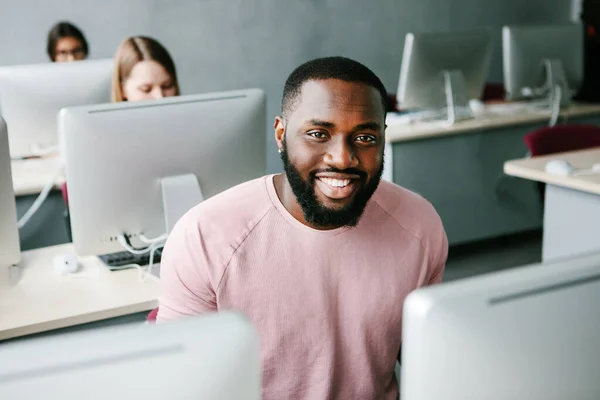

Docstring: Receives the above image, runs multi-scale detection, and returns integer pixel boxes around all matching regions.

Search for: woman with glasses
[47,21,89,63]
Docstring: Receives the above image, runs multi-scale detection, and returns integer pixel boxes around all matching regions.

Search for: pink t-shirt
[158,175,448,399]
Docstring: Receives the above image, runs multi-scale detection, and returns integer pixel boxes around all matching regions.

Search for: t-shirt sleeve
[427,216,449,285]
[157,213,218,322]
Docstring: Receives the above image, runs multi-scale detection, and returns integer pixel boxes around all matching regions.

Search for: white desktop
[59,89,266,258]
[0,116,21,281]
[503,22,583,108]
[0,59,112,158]
[401,251,600,399]
[396,28,493,124]
[0,311,261,399]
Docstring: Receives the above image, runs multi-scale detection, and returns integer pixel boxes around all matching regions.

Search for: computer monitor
[401,251,600,399]
[396,28,493,123]
[60,89,266,257]
[0,311,261,399]
[0,116,20,272]
[0,59,112,158]
[502,22,584,107]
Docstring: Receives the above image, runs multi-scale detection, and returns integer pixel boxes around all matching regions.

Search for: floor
[443,229,542,282]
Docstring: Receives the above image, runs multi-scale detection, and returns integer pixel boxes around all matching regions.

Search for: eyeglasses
[55,48,85,60]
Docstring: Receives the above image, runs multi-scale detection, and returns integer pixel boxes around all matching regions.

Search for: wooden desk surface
[386,102,600,143]
[11,156,65,197]
[0,243,159,341]
[504,147,600,196]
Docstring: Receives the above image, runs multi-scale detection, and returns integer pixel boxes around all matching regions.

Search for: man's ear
[274,116,285,153]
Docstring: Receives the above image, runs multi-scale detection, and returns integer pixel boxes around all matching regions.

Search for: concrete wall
[0,0,572,172]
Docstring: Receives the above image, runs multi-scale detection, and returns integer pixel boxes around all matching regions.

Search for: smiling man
[157,57,448,399]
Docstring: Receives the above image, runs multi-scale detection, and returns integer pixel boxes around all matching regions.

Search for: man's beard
[280,140,383,228]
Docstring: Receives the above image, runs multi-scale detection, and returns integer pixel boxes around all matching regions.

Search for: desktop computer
[0,311,261,399]
[401,251,600,399]
[0,59,112,158]
[503,22,584,108]
[0,116,21,287]
[396,28,493,124]
[59,89,266,264]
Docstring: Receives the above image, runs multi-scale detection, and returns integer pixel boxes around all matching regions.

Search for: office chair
[147,307,159,323]
[523,124,600,204]
[481,82,505,101]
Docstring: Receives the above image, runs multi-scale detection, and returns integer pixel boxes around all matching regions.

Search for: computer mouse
[468,99,485,113]
[53,253,79,275]
[544,159,575,176]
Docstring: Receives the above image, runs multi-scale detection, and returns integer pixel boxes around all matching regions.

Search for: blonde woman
[112,36,180,102]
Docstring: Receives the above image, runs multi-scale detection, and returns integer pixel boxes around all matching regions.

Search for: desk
[11,157,70,250]
[504,147,600,262]
[385,102,600,246]
[386,103,600,143]
[11,156,64,197]
[0,243,159,341]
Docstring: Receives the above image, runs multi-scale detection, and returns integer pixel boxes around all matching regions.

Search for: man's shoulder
[372,180,444,239]
[176,175,274,240]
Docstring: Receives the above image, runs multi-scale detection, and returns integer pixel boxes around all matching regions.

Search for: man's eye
[309,131,327,139]
[356,135,376,143]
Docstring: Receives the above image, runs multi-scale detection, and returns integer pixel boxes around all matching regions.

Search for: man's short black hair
[281,56,388,117]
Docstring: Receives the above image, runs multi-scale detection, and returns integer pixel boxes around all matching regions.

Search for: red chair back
[60,182,69,207]
[523,124,600,206]
[147,307,159,323]
[524,124,600,157]
[482,82,505,101]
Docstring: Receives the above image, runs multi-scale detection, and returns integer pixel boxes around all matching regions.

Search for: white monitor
[401,251,600,400]
[60,89,266,257]
[397,28,493,123]
[0,59,112,158]
[0,311,261,399]
[502,22,584,106]
[0,116,20,271]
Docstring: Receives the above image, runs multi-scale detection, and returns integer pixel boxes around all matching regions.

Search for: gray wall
[0,0,571,173]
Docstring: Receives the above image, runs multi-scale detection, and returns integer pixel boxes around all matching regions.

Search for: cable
[572,167,600,177]
[17,166,63,230]
[117,233,165,282]
[139,233,168,245]
[117,234,155,255]
[548,85,562,127]
[107,263,151,283]
[143,244,160,282]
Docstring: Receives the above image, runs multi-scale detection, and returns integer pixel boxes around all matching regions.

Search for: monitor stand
[544,59,572,108]
[0,264,23,290]
[527,59,572,108]
[160,173,204,234]
[97,174,203,270]
[442,70,474,124]
[521,59,572,127]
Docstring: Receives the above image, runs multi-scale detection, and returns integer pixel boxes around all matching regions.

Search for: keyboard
[484,100,550,115]
[98,247,163,270]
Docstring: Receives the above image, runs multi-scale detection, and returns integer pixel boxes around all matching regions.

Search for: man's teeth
[319,177,351,188]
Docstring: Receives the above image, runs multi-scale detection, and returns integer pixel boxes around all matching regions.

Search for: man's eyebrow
[353,122,381,131]
[305,119,335,128]
[302,120,382,131]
